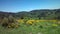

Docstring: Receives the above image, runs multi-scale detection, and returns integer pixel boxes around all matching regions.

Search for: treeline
[0,9,60,20]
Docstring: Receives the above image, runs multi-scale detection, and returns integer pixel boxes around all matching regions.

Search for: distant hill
[0,9,60,20]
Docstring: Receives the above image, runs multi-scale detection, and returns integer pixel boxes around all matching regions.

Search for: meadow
[0,19,60,34]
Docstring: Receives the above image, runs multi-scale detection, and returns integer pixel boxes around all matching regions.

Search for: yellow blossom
[26,20,35,24]
[52,24,58,27]
[17,19,24,23]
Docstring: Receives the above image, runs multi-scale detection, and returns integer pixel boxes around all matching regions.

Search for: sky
[0,0,60,12]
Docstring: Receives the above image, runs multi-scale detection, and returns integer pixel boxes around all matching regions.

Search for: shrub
[1,15,19,28]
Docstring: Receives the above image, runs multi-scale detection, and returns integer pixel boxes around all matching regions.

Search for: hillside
[0,9,60,20]
[0,9,60,34]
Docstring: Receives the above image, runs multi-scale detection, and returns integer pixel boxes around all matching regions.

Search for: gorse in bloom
[26,20,35,24]
[17,19,24,23]
[52,24,58,27]
[17,19,58,25]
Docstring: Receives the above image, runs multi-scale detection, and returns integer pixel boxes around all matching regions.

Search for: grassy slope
[0,21,60,34]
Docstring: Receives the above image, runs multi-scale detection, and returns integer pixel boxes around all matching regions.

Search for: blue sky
[0,0,60,12]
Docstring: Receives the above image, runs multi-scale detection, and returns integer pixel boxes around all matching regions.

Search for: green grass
[0,22,60,34]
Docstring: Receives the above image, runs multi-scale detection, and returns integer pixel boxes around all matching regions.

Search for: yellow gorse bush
[7,23,19,28]
[52,24,58,27]
[17,19,24,23]
[47,20,57,22]
[35,20,40,23]
[35,20,57,23]
[26,20,35,24]
[17,19,58,24]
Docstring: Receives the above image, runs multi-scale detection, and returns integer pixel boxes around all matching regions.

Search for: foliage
[0,9,60,20]
[1,15,19,28]
[0,9,60,34]
[0,20,60,34]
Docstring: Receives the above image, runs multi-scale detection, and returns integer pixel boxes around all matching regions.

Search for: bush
[1,15,19,28]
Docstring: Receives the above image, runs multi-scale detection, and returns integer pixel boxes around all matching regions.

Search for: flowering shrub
[17,19,24,23]
[17,19,58,25]
[8,23,19,28]
[52,24,58,27]
[26,20,35,25]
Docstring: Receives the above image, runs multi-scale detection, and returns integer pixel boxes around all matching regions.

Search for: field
[0,20,60,34]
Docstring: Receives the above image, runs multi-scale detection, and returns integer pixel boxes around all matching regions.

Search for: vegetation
[0,9,60,20]
[0,9,60,34]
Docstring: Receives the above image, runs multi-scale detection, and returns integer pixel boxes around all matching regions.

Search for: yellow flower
[17,19,24,23]
[52,24,58,27]
[35,20,40,23]
[26,20,35,24]
[48,20,57,23]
